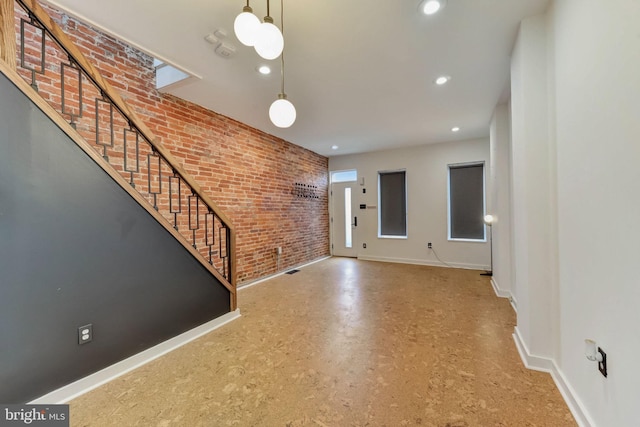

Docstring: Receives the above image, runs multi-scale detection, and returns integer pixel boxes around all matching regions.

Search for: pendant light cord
[280,0,285,95]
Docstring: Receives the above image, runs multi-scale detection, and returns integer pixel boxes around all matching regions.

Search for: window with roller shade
[378,170,407,238]
[448,163,485,240]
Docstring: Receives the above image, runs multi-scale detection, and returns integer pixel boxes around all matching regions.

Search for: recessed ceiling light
[257,65,271,75]
[420,0,446,15]
[331,145,339,150]
[451,127,460,132]
[434,75,451,85]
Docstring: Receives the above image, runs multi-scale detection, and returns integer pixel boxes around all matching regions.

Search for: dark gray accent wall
[0,73,231,403]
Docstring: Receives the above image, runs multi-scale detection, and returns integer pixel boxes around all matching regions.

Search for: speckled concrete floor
[70,258,576,426]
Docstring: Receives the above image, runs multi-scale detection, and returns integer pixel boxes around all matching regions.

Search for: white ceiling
[46,0,548,157]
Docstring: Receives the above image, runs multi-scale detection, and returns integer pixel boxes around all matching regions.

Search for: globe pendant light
[269,0,295,128]
[254,0,284,60]
[234,1,261,46]
[270,94,296,128]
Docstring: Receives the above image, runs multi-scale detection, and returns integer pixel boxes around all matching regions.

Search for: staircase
[0,0,236,402]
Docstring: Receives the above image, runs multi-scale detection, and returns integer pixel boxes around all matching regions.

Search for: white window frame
[330,169,357,184]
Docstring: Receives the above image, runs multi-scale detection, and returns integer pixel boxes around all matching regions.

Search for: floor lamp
[481,214,494,276]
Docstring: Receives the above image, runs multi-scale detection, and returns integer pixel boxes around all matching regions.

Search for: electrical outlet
[78,324,92,345]
[276,247,282,255]
[598,347,607,377]
[363,243,367,249]
[427,242,432,249]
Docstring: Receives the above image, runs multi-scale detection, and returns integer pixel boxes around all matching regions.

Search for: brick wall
[14,3,329,284]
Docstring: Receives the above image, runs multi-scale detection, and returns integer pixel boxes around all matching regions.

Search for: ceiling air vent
[205,29,237,59]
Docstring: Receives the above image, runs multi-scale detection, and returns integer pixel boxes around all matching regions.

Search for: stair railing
[0,0,236,308]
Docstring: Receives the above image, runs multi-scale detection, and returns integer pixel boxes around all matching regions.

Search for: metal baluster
[61,62,83,129]
[95,98,114,161]
[188,195,199,249]
[219,225,228,279]
[19,16,45,91]
[169,174,181,230]
[123,128,139,187]
[147,150,161,210]
[224,226,231,280]
[205,211,215,265]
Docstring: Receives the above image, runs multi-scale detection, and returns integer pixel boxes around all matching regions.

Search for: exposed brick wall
[13,2,329,284]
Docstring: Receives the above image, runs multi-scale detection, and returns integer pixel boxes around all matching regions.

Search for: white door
[331,182,358,257]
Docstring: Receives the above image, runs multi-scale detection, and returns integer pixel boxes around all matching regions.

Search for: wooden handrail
[17,0,234,229]
[0,0,17,69]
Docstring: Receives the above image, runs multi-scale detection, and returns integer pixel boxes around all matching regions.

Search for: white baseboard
[513,327,593,427]
[490,277,511,298]
[489,277,517,312]
[550,363,596,427]
[356,255,486,271]
[29,309,241,404]
[238,256,331,291]
[513,326,554,372]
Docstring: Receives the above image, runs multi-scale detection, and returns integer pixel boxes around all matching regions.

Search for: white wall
[488,104,513,299]
[510,13,558,361]
[502,0,640,425]
[551,0,640,425]
[329,138,490,270]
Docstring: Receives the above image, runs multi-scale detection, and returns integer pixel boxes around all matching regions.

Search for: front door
[331,182,358,257]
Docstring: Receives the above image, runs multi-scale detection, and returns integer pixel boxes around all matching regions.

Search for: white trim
[329,169,358,184]
[42,0,202,80]
[29,309,241,404]
[237,256,331,291]
[156,76,198,93]
[513,326,554,372]
[489,278,517,312]
[550,364,596,427]
[448,237,488,243]
[490,277,511,298]
[513,327,594,427]
[357,255,485,271]
[156,66,198,92]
